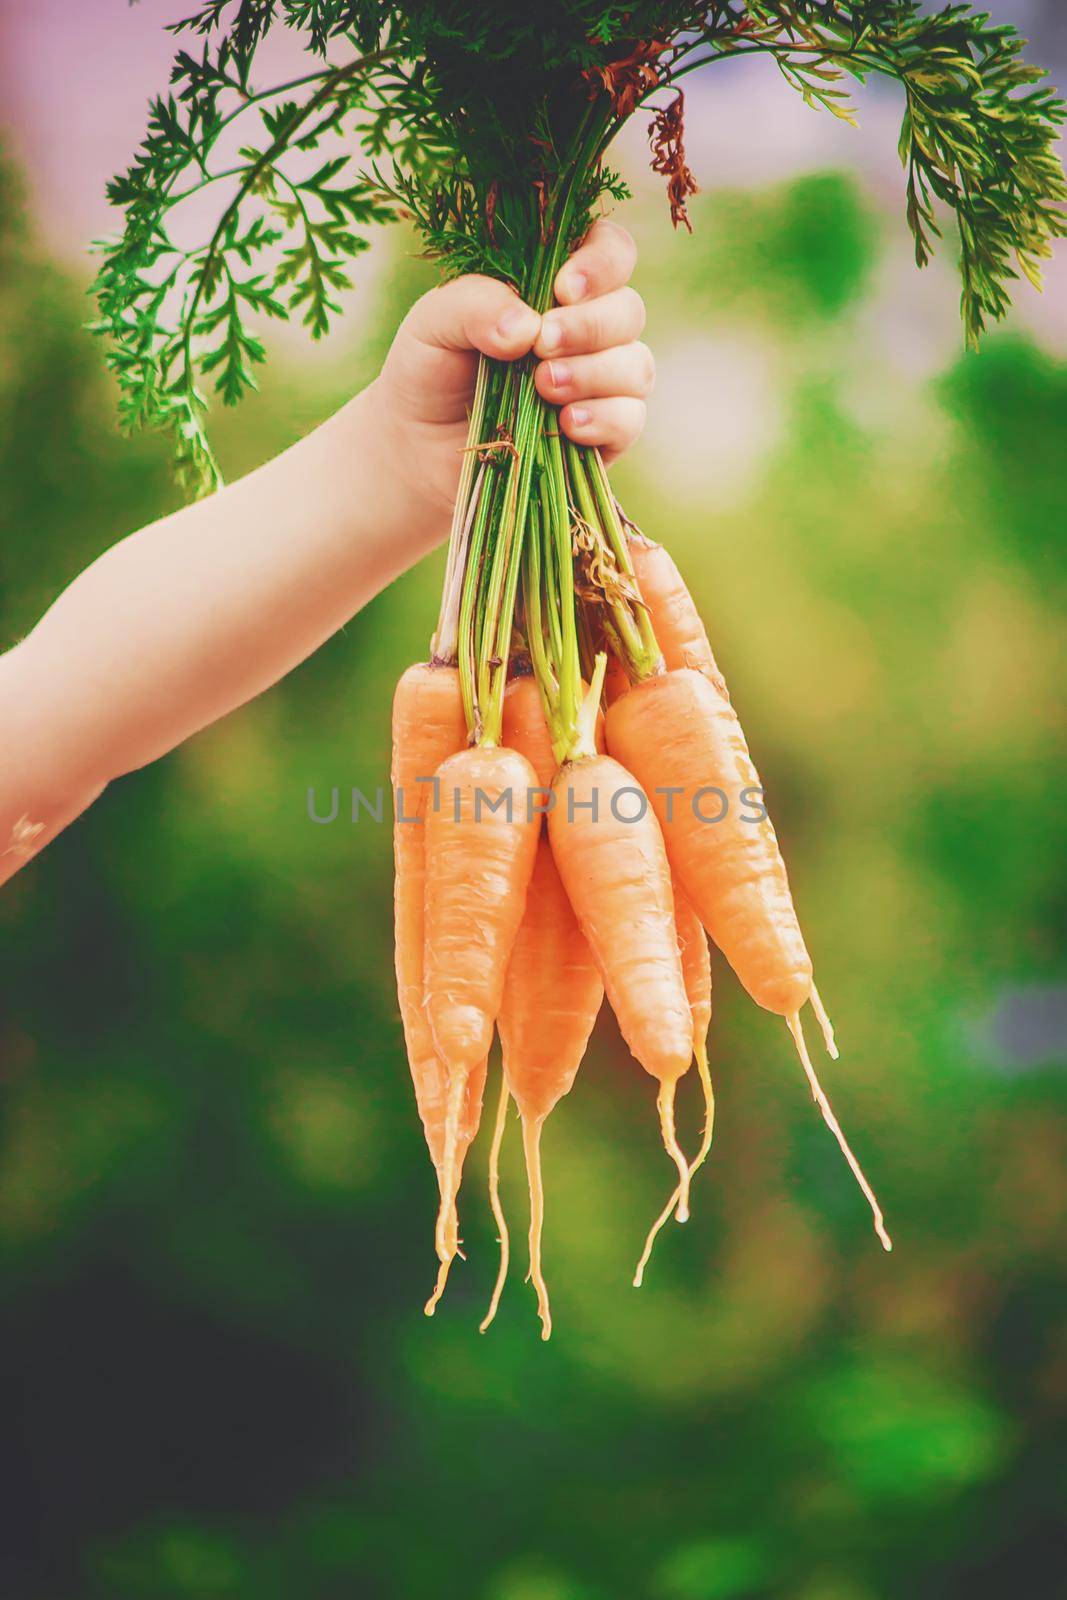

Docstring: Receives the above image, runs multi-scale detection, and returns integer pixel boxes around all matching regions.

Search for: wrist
[331,378,454,561]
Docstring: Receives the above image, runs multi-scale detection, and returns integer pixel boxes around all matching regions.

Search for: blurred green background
[1,10,1066,1597]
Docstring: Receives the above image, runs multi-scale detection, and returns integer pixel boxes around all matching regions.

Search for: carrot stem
[434,461,485,669]
[479,1071,512,1334]
[567,653,606,763]
[542,493,565,675]
[786,1012,892,1252]
[480,381,541,744]
[566,442,661,681]
[586,451,663,677]
[457,451,503,739]
[542,427,581,752]
[433,356,492,664]
[454,109,610,750]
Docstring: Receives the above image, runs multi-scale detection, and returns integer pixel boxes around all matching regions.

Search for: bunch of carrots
[394,435,892,1338]
[373,4,1057,1342]
[99,2,1066,1337]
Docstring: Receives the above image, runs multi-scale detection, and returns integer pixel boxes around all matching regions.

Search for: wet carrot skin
[423,744,540,1071]
[501,675,558,793]
[604,653,630,706]
[497,834,606,1340]
[605,534,727,705]
[606,668,813,1017]
[626,536,730,696]
[495,682,610,1336]
[499,679,604,1124]
[391,663,484,1177]
[499,836,604,1123]
[548,753,692,1085]
[609,670,892,1251]
[673,878,712,1049]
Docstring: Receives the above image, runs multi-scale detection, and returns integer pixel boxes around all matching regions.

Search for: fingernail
[569,405,592,427]
[549,361,573,389]
[496,305,528,341]
[540,315,563,352]
[559,268,588,301]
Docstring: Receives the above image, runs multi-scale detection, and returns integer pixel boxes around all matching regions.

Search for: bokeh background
[1,3,1065,1597]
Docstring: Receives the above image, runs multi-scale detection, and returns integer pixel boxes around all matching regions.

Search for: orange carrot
[501,673,557,791]
[604,532,725,705]
[634,880,715,1285]
[391,662,487,1300]
[604,653,630,706]
[424,743,539,1266]
[626,533,729,696]
[487,672,606,1336]
[675,880,713,1071]
[548,676,693,1216]
[502,671,605,787]
[494,837,604,1337]
[606,667,890,1250]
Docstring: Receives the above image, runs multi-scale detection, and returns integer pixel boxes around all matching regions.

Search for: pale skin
[0,221,652,889]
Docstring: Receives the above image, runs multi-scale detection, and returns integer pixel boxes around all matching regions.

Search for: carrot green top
[95,2,1065,497]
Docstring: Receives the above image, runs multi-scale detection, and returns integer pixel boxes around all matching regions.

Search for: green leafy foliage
[93,1,1065,494]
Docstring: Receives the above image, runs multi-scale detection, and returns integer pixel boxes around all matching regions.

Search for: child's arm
[0,221,651,885]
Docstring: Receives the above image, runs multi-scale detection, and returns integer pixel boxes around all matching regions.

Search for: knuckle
[624,286,647,334]
[593,217,636,259]
[537,310,564,354]
[602,399,626,440]
[621,399,647,447]
[579,302,605,351]
[604,217,636,247]
[468,272,510,298]
[410,280,447,321]
[581,249,609,289]
[558,314,577,354]
[635,341,656,394]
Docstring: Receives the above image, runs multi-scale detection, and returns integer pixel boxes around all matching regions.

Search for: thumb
[402,275,542,361]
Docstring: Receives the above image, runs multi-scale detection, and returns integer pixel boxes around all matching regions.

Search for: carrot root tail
[479,1073,512,1334]
[785,1012,892,1253]
[521,1114,552,1341]
[656,1080,691,1225]
[434,1069,468,1266]
[635,1038,715,1288]
[810,983,838,1060]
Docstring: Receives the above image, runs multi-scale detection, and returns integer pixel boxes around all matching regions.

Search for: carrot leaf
[92,2,1065,495]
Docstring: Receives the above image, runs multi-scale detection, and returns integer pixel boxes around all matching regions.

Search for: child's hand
[372,219,653,534]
